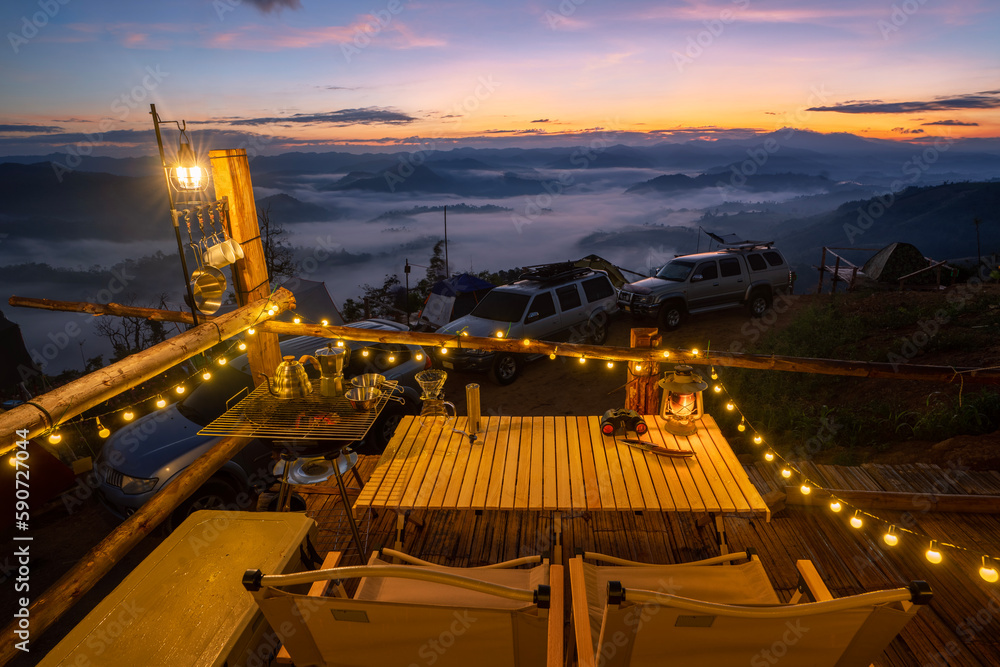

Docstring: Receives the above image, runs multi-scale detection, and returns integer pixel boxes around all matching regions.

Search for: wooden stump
[625,328,662,414]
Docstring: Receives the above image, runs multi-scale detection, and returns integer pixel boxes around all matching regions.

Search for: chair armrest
[795,559,833,602]
[568,557,597,667]
[547,564,563,667]
[276,552,344,665]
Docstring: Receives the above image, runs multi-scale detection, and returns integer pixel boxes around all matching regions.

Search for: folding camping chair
[244,548,563,667]
[569,549,932,667]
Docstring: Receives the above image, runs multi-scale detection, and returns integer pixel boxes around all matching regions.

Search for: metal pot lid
[273,451,359,485]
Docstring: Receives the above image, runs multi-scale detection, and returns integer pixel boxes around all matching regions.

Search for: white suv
[434,265,618,384]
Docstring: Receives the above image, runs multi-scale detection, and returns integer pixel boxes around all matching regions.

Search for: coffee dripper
[414,369,455,420]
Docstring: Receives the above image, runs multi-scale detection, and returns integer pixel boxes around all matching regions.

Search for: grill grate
[198,380,399,440]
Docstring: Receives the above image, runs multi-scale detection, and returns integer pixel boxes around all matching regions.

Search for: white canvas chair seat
[570,550,931,667]
[245,549,563,667]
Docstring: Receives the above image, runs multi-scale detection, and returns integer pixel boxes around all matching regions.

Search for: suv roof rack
[720,241,775,252]
[517,262,593,284]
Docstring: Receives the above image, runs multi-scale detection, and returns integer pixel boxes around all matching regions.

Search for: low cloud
[0,124,63,134]
[921,119,980,127]
[531,119,551,123]
[244,0,302,12]
[892,127,925,134]
[808,90,1000,114]
[207,108,416,127]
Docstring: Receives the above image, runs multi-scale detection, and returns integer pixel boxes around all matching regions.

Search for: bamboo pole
[0,288,294,455]
[9,296,1000,385]
[210,148,281,388]
[0,435,254,666]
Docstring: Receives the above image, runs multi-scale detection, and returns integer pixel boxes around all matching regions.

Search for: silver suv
[434,265,618,384]
[618,244,793,330]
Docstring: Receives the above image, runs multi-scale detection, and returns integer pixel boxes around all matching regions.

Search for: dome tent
[861,242,934,284]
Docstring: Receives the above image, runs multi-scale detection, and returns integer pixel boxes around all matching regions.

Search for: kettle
[260,355,318,399]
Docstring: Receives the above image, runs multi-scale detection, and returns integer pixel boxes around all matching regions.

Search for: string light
[293,316,301,324]
[124,410,134,421]
[662,351,670,358]
[202,371,212,381]
[247,327,256,335]
[753,434,763,445]
[97,418,110,439]
[691,349,699,356]
[495,331,504,338]
[800,483,811,495]
[387,354,396,363]
[522,338,531,346]
[238,341,247,351]
[713,385,722,393]
[606,361,614,369]
[48,431,62,445]
[764,451,775,462]
[780,467,792,479]
[322,319,329,326]
[634,363,642,372]
[710,367,718,380]
[217,357,228,365]
[883,526,899,547]
[336,340,345,347]
[980,557,999,583]
[155,395,167,409]
[829,500,842,512]
[578,355,586,364]
[415,354,424,362]
[175,385,186,394]
[737,419,746,432]
[267,307,277,317]
[440,347,448,355]
[550,353,557,360]
[726,401,735,411]
[362,348,369,357]
[926,541,943,564]
[850,511,863,529]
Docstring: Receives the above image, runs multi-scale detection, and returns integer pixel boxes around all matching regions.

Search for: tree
[258,202,297,283]
[93,293,169,361]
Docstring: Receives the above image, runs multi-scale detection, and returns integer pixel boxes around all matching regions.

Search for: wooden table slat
[555,417,573,510]
[575,415,605,510]
[470,416,501,509]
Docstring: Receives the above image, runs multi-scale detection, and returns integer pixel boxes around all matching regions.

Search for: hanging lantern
[658,365,708,436]
[169,132,207,192]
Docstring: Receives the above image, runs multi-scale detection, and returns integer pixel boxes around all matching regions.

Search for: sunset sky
[1,0,998,155]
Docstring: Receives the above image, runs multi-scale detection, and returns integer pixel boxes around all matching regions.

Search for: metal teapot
[260,355,318,399]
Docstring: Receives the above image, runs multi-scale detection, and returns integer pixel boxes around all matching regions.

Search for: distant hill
[626,171,838,195]
[0,162,171,242]
[255,193,341,222]
[778,181,1000,268]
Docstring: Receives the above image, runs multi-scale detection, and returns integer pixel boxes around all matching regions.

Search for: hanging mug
[226,237,245,261]
[203,234,236,268]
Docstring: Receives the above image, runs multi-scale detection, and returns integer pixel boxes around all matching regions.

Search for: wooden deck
[285,456,1000,667]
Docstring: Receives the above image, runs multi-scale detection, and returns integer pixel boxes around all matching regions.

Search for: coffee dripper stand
[415,369,457,424]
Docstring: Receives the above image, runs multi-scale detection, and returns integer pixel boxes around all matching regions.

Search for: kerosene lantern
[658,365,707,436]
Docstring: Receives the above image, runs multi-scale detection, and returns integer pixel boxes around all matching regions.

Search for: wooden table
[354,414,770,558]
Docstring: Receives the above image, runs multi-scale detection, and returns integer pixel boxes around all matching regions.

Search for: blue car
[96,320,430,529]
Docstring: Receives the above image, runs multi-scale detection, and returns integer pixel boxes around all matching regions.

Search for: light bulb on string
[737,419,746,432]
[336,340,345,347]
[829,500,842,513]
[606,361,614,369]
[850,511,863,529]
[238,341,247,351]
[780,467,792,479]
[691,349,699,356]
[550,353,557,360]
[247,327,255,335]
[522,338,531,347]
[97,418,110,439]
[634,363,642,372]
[48,430,62,445]
[322,319,329,326]
[175,385,186,395]
[387,354,396,363]
[440,347,449,355]
[124,410,135,421]
[800,483,811,495]
[217,357,227,365]
[578,355,586,364]
[925,541,942,564]
[883,526,899,547]
[980,556,999,583]
[415,354,424,362]
[362,348,369,357]
[155,395,167,409]
[764,451,775,462]
[202,371,212,381]
[293,316,301,324]
[495,331,504,338]
[713,385,722,393]
[726,401,735,411]
[710,367,718,380]
[662,351,670,358]
[753,434,763,445]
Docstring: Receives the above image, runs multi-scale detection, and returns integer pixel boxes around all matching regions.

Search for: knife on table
[620,438,695,458]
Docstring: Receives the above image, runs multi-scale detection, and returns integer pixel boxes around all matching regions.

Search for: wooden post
[625,328,661,414]
[0,435,255,665]
[817,247,827,294]
[0,289,294,454]
[210,148,281,387]
[831,255,841,294]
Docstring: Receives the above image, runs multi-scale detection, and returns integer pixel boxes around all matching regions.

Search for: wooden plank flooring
[287,456,1000,667]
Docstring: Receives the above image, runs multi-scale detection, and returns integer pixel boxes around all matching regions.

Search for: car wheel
[489,353,520,385]
[588,316,608,345]
[748,290,772,318]
[168,478,239,531]
[658,303,683,331]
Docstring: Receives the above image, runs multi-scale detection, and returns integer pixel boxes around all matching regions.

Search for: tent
[0,310,39,395]
[417,273,495,328]
[272,277,345,325]
[861,242,934,284]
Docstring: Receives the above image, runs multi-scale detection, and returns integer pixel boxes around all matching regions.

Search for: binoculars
[601,409,648,436]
